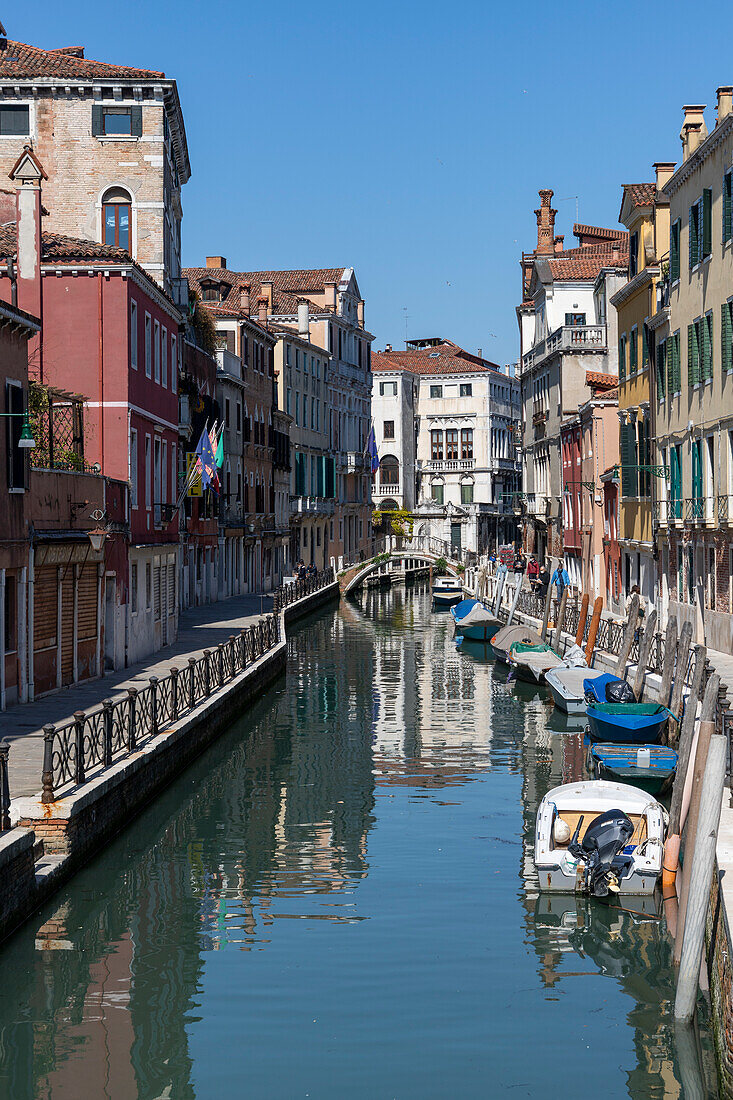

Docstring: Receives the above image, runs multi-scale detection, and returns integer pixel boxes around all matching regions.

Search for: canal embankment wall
[0,579,339,946]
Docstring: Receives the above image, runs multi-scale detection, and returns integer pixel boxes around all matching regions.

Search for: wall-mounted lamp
[0,410,35,449]
[87,529,107,553]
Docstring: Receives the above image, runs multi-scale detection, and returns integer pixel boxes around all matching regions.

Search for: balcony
[179,394,192,436]
[522,324,607,372]
[683,496,714,524]
[374,483,402,500]
[290,496,335,517]
[490,456,521,472]
[346,451,366,472]
[219,505,245,527]
[525,492,550,517]
[422,459,474,472]
[216,348,244,383]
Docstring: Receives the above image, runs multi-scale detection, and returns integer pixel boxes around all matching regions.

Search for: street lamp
[87,529,107,553]
[0,410,35,449]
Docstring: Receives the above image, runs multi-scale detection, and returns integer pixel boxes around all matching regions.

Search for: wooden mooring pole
[632,608,657,702]
[615,594,639,679]
[674,733,726,1023]
[552,587,568,654]
[658,616,678,708]
[584,598,603,665]
[575,593,589,648]
[540,582,553,642]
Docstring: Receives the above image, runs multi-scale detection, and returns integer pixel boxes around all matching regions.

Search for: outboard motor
[568,809,635,897]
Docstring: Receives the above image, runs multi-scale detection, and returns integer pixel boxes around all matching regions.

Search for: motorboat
[545,664,609,715]
[450,598,501,642]
[584,673,670,745]
[431,576,463,606]
[490,623,542,664]
[534,780,665,897]
[589,744,678,797]
[507,641,563,684]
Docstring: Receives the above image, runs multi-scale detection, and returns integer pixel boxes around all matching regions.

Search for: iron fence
[40,614,280,804]
[272,568,335,613]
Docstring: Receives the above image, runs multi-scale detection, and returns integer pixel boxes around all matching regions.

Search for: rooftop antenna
[559,196,580,224]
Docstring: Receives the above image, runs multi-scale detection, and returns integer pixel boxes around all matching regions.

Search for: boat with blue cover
[584,673,669,744]
[450,598,501,642]
[432,577,463,606]
[589,743,678,796]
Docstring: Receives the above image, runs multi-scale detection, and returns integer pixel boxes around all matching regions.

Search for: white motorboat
[432,576,463,606]
[545,656,608,715]
[534,780,665,897]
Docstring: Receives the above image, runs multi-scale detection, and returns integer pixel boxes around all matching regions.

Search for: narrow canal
[0,587,717,1098]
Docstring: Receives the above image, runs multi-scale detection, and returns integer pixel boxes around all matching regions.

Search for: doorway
[450,523,462,555]
[104,576,115,671]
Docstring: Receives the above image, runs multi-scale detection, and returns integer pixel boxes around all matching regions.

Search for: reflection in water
[0,584,716,1098]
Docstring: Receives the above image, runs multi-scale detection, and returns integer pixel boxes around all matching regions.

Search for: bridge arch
[340,549,463,597]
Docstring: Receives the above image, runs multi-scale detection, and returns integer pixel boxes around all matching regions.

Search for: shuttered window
[154,566,161,622]
[688,322,700,386]
[629,329,638,374]
[168,563,176,616]
[618,334,626,383]
[620,422,637,498]
[656,339,666,400]
[692,440,703,501]
[701,312,713,381]
[702,188,713,259]
[642,324,650,370]
[673,332,682,393]
[722,301,733,373]
[670,446,682,519]
[670,219,681,282]
[34,567,57,650]
[724,171,733,244]
[689,200,703,269]
[61,572,74,684]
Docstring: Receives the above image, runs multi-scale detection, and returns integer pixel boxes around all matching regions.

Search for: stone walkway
[1,594,273,799]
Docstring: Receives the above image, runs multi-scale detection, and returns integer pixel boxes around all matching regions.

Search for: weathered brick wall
[0,830,39,942]
[0,93,171,277]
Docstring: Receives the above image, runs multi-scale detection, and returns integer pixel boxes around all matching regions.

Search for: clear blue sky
[14,1,733,364]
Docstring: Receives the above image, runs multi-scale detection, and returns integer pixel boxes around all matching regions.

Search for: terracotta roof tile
[586,370,619,389]
[183,266,346,316]
[622,183,656,208]
[373,341,503,376]
[573,223,627,242]
[0,39,164,80]
[547,243,628,280]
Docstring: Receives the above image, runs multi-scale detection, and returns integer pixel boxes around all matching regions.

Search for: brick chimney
[553,235,564,254]
[534,189,557,256]
[206,256,226,269]
[653,161,676,190]
[261,280,273,312]
[680,105,707,160]
[240,281,251,314]
[717,86,733,125]
[357,298,365,329]
[324,280,337,310]
[257,295,268,325]
[10,144,46,321]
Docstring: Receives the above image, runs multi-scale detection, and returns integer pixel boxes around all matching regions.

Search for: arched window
[460,476,474,505]
[102,187,132,251]
[430,477,444,505]
[379,454,399,486]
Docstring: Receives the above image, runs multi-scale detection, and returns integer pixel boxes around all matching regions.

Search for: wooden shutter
[34,567,57,650]
[620,424,637,498]
[671,447,681,517]
[91,104,103,136]
[704,313,713,381]
[131,105,143,137]
[723,303,733,374]
[618,336,626,383]
[703,188,713,258]
[692,441,702,499]
[656,340,666,400]
[675,333,682,392]
[724,173,732,243]
[77,565,98,641]
[61,571,74,684]
[168,564,175,615]
[154,566,161,621]
[671,221,680,282]
[630,331,637,373]
[688,324,697,385]
[689,206,695,269]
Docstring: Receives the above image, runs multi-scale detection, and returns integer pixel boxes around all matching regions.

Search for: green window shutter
[618,336,626,383]
[692,441,702,499]
[669,221,677,281]
[724,173,732,243]
[91,104,103,136]
[724,303,733,373]
[689,206,696,269]
[705,313,713,380]
[131,105,143,138]
[675,333,682,392]
[687,324,695,385]
[656,340,666,399]
[630,331,637,373]
[703,188,713,258]
[642,324,650,369]
[620,423,638,498]
[671,447,682,517]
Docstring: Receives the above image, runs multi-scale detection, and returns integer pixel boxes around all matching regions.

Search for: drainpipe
[98,276,104,467]
[26,543,33,701]
[0,569,5,710]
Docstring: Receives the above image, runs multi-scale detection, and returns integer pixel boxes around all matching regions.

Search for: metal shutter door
[61,571,74,684]
[34,567,57,651]
[154,565,161,621]
[77,565,97,641]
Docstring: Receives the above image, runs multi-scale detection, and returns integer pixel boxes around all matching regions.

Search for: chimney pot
[324,280,337,310]
[206,256,226,269]
[257,295,268,325]
[534,188,557,256]
[240,281,251,315]
[357,298,365,329]
[554,234,564,254]
[385,343,392,353]
[653,161,676,190]
[717,86,733,124]
[297,298,310,339]
[261,280,273,311]
[680,105,708,160]
[477,347,483,358]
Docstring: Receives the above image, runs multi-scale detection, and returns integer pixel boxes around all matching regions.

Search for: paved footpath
[1,594,272,799]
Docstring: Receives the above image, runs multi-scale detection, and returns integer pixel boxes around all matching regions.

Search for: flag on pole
[365,424,380,474]
[214,425,224,468]
[196,426,218,491]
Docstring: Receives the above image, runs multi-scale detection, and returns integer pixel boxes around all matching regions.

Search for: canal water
[0,586,717,1098]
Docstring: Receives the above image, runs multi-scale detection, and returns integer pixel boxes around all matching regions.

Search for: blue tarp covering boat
[450,599,501,642]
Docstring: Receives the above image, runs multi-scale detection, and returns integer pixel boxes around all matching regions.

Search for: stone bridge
[339,550,464,596]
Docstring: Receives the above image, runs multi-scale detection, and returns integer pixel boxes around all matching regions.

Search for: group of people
[295,560,318,580]
[487,544,570,601]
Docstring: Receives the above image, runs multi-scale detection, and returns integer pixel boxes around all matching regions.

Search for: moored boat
[450,598,501,641]
[534,780,665,896]
[490,624,542,664]
[545,666,608,715]
[586,702,669,745]
[507,641,563,684]
[432,576,463,606]
[589,743,678,796]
